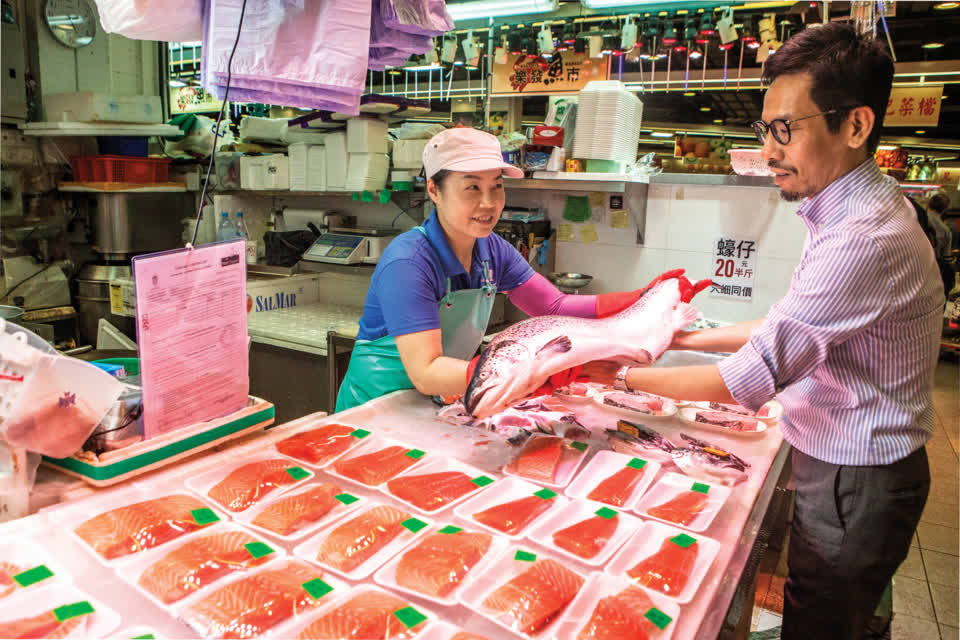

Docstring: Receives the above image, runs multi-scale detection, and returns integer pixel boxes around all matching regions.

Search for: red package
[532,125,564,147]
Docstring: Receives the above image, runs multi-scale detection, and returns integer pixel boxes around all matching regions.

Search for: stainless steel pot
[75,264,135,345]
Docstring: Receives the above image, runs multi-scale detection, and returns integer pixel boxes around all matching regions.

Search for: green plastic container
[93,357,140,376]
[585,159,622,173]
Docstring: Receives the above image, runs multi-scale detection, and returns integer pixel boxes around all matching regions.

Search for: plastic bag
[2,354,124,459]
[264,229,320,267]
[93,0,203,42]
[627,152,663,178]
[379,0,452,37]
[164,115,235,160]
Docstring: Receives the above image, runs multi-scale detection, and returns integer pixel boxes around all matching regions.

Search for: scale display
[301,233,368,264]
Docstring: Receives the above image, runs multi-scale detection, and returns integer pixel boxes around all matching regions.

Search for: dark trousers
[782,446,930,640]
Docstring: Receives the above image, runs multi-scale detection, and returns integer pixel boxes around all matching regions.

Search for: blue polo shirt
[356,213,535,341]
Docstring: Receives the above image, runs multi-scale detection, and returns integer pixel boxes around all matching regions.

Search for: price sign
[710,236,757,301]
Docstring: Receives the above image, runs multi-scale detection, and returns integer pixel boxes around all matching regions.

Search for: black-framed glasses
[751,110,837,145]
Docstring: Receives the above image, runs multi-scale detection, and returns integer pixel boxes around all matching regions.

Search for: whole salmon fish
[464,275,708,418]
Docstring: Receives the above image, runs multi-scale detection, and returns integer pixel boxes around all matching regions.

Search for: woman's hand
[579,360,621,385]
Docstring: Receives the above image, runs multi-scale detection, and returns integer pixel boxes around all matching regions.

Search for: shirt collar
[423,212,493,282]
[797,158,884,229]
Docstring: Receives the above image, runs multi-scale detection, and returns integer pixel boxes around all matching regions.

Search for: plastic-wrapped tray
[0,585,122,639]
[453,476,568,540]
[380,457,498,516]
[284,585,436,639]
[107,627,166,639]
[52,487,228,567]
[0,539,71,602]
[502,435,590,489]
[525,499,641,567]
[325,435,431,489]
[373,524,510,607]
[457,547,588,640]
[676,407,769,437]
[184,452,315,514]
[605,520,721,604]
[115,524,285,611]
[593,390,679,419]
[553,573,681,639]
[564,450,662,512]
[273,421,375,469]
[293,502,433,580]
[232,481,364,542]
[176,558,343,639]
[634,472,732,532]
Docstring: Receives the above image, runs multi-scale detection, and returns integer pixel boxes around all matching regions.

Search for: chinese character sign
[711,236,757,301]
[883,86,943,127]
[492,51,607,96]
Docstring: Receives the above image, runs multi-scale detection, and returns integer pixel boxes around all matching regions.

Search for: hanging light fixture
[507,31,523,55]
[683,16,697,41]
[662,21,677,46]
[601,35,618,56]
[574,35,586,54]
[688,45,703,59]
[699,12,715,37]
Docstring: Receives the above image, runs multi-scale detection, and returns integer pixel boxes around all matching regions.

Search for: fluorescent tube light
[447,0,557,21]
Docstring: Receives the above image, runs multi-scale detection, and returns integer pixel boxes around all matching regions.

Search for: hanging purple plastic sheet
[380,0,453,37]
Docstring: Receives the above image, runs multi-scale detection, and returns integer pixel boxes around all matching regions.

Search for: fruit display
[875,146,908,169]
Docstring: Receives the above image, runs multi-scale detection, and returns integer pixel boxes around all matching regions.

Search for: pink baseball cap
[422,127,524,179]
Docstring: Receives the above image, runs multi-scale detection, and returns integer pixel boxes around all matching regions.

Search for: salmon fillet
[627,536,699,596]
[207,459,305,512]
[552,514,619,559]
[250,483,342,536]
[646,491,709,527]
[1,561,21,599]
[508,438,564,483]
[451,633,493,640]
[275,423,357,466]
[482,558,584,634]
[74,494,212,560]
[0,613,85,639]
[316,505,410,573]
[182,560,324,639]
[333,445,420,486]
[576,585,657,640]
[297,589,426,640]
[394,530,492,598]
[472,495,554,536]
[386,471,477,512]
[137,530,271,604]
[586,465,645,507]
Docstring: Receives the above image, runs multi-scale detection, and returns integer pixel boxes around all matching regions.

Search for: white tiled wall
[508,182,807,325]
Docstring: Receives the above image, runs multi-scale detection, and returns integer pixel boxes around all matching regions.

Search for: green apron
[334,226,497,413]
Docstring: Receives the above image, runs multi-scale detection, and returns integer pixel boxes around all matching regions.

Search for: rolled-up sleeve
[718,230,889,411]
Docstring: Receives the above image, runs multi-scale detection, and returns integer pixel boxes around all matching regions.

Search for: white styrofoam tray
[0,585,122,639]
[593,390,679,419]
[184,451,315,514]
[232,481,365,542]
[502,435,590,489]
[675,407,769,437]
[604,520,721,604]
[373,524,511,607]
[272,421,375,469]
[564,450,662,512]
[690,400,782,422]
[380,457,499,516]
[283,585,437,639]
[325,435,431,489]
[453,476,569,540]
[634,472,732,533]
[525,499,642,567]
[0,539,71,602]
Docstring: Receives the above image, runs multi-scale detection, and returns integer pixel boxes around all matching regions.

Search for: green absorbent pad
[563,195,592,223]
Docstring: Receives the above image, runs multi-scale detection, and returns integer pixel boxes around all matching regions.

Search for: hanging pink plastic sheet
[370,0,434,54]
[380,0,453,37]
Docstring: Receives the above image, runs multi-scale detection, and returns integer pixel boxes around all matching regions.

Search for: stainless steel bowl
[547,272,594,290]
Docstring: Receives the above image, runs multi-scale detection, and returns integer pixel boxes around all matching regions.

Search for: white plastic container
[457,547,588,640]
[288,142,311,191]
[238,116,288,144]
[0,585,122,638]
[232,481,365,542]
[605,520,721,604]
[347,117,389,154]
[676,407,769,437]
[634,472,732,532]
[525,499,641,567]
[373,524,510,607]
[345,153,390,191]
[175,558,341,639]
[44,92,161,123]
[273,421,374,470]
[325,132,348,190]
[0,539,71,601]
[502,435,590,489]
[392,139,429,169]
[184,452,315,514]
[284,585,437,640]
[453,476,568,540]
[553,573,681,640]
[115,524,286,612]
[690,400,782,423]
[51,487,227,568]
[325,435,431,489]
[593,390,679,419]
[107,627,165,640]
[293,502,433,580]
[379,457,498,516]
[307,146,326,191]
[564,450,662,512]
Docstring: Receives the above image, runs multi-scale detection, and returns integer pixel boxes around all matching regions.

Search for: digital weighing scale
[301,233,369,264]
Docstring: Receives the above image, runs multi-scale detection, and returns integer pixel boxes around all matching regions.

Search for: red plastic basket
[70,155,170,183]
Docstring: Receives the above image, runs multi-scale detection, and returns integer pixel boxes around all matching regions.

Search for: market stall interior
[0,0,958,639]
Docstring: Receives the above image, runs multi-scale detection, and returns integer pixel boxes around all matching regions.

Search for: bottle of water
[235,211,249,239]
[216,211,236,242]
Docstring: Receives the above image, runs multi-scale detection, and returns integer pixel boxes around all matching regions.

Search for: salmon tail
[678,277,713,303]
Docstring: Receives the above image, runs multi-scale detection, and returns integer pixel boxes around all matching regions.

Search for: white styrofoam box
[392,139,429,169]
[285,127,328,145]
[288,143,310,191]
[247,274,322,312]
[240,155,260,190]
[346,117,388,154]
[345,153,389,191]
[241,155,289,190]
[307,146,326,191]
[43,92,161,123]
[239,116,288,144]
[325,132,347,190]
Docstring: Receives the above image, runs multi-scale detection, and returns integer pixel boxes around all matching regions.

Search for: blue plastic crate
[96,136,148,157]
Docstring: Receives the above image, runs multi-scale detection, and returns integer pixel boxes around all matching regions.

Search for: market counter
[1,349,790,639]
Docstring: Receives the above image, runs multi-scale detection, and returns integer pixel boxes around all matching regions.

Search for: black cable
[190,0,248,247]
